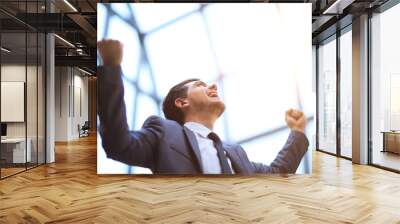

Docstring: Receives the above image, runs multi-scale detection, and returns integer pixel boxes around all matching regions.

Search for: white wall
[1,64,45,164]
[1,65,39,138]
[54,67,89,141]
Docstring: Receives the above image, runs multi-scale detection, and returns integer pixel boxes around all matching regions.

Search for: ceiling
[0,0,97,74]
[0,0,394,73]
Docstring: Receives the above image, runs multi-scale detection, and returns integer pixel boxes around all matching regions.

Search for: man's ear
[175,98,189,109]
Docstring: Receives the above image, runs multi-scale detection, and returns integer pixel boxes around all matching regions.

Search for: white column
[45,0,55,163]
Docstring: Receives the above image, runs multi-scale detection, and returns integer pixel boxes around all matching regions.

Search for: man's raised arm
[97,39,162,169]
[251,109,309,173]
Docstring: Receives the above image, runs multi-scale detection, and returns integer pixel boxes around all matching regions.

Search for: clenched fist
[285,108,306,133]
[97,39,123,66]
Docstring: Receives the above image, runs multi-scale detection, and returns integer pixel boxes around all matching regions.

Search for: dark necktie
[207,132,233,174]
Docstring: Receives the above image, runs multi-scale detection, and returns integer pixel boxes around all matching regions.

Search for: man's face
[183,80,225,117]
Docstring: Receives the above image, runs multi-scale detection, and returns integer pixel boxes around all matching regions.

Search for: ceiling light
[63,0,78,12]
[54,34,75,48]
[78,67,93,76]
[323,0,355,14]
[1,47,11,53]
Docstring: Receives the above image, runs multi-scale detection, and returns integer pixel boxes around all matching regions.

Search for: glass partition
[371,3,400,171]
[0,0,46,179]
[1,30,28,177]
[27,31,38,169]
[317,36,337,155]
[339,28,352,158]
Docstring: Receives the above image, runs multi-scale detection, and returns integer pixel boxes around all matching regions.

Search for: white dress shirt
[184,122,234,174]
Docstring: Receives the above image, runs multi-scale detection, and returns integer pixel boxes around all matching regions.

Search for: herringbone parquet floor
[1,135,400,223]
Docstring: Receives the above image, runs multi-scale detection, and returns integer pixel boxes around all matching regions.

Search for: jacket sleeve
[249,130,309,174]
[97,66,163,169]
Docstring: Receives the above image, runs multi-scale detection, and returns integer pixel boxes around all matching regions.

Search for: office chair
[79,121,90,138]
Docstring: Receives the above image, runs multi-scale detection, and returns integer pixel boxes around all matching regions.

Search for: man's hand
[285,108,306,133]
[97,39,123,66]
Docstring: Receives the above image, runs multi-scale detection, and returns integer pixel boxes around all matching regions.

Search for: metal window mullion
[367,11,373,165]
[316,44,320,150]
[36,0,39,167]
[25,1,28,171]
[0,25,2,179]
[336,30,341,157]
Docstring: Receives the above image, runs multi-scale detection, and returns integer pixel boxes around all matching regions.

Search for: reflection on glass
[371,3,400,171]
[318,37,337,154]
[340,29,352,158]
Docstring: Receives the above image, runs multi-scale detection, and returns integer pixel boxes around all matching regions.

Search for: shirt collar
[184,122,212,138]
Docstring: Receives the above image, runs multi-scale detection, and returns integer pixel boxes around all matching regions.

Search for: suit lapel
[183,127,204,173]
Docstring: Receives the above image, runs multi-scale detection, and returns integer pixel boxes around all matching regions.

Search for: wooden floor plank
[0,135,400,223]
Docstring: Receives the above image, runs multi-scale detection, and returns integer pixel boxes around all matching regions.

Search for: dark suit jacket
[97,66,309,174]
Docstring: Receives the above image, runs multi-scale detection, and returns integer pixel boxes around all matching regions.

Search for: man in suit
[97,39,309,174]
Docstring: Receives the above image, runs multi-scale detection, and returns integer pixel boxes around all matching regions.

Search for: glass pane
[111,3,132,20]
[131,93,159,174]
[1,30,27,177]
[27,31,38,168]
[107,17,140,81]
[132,3,200,33]
[241,119,313,174]
[97,133,130,174]
[371,4,400,171]
[122,77,136,130]
[97,3,107,41]
[137,64,155,95]
[242,130,290,167]
[145,13,218,98]
[318,37,337,154]
[134,93,159,131]
[340,29,352,158]
[38,33,45,164]
[204,4,312,141]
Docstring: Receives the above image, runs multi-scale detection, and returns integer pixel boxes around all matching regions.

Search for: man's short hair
[162,78,200,125]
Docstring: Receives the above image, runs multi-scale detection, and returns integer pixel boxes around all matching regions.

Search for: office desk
[381,131,400,154]
[1,138,31,164]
